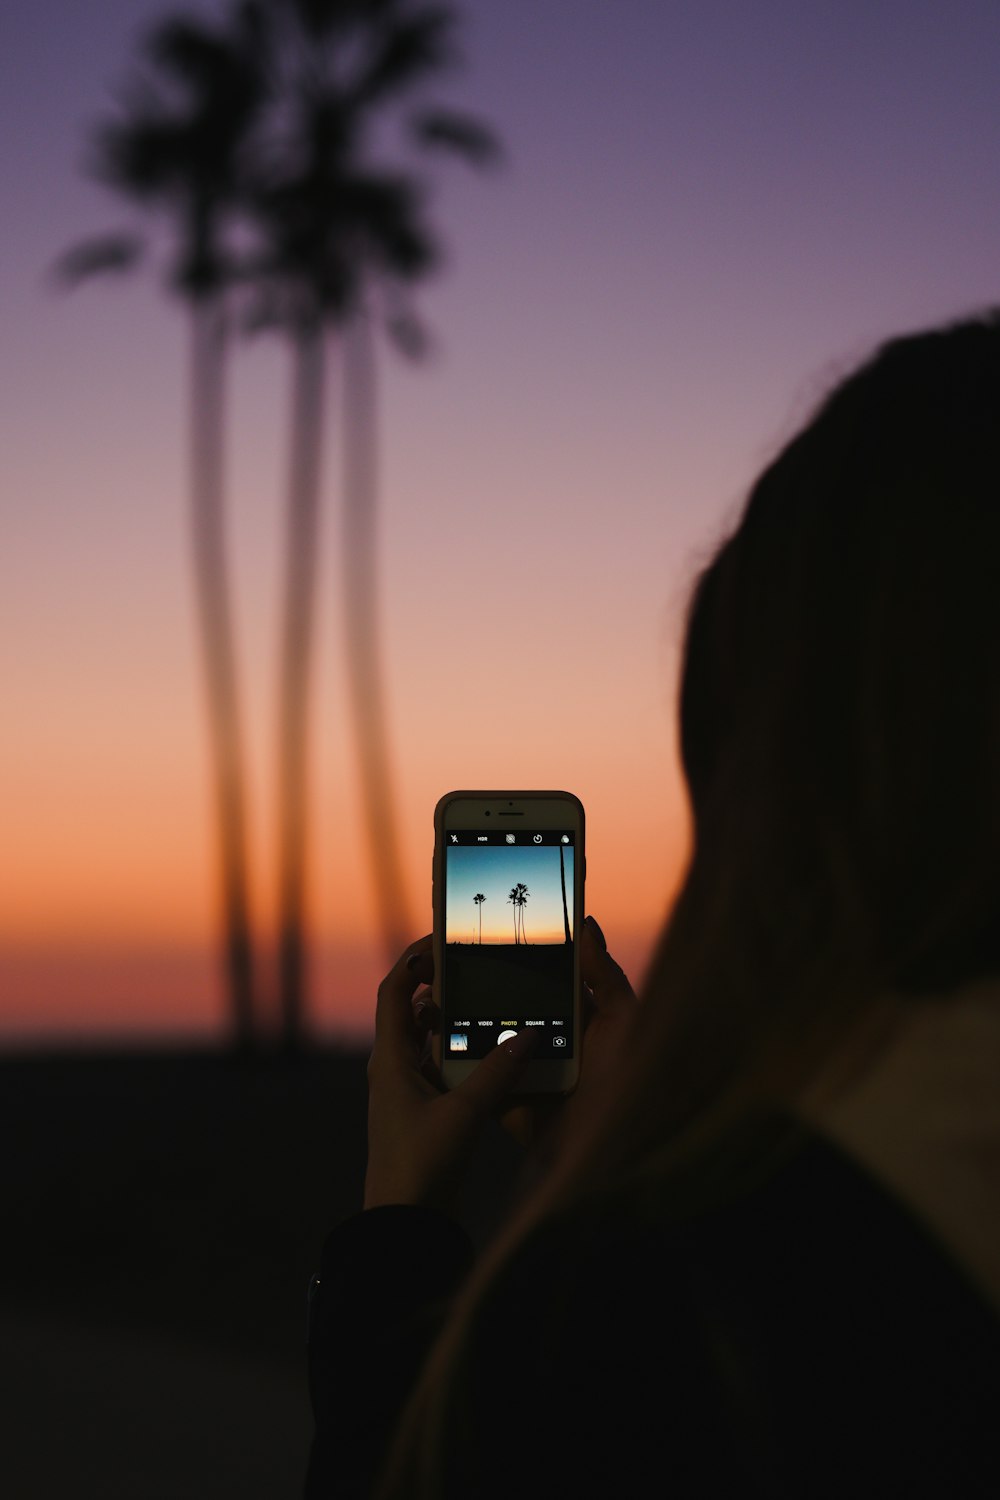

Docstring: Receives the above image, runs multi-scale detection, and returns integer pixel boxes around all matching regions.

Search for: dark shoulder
[452,1125,1000,1499]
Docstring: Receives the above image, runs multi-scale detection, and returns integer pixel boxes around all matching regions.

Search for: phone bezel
[433,790,585,1095]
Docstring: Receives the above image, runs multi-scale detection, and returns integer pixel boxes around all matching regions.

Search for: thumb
[454,1029,539,1115]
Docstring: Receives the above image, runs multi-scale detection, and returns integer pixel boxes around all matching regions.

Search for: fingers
[374,935,433,1058]
[413,995,441,1080]
[453,1028,539,1116]
[414,995,440,1032]
[585,914,609,952]
[581,915,635,1014]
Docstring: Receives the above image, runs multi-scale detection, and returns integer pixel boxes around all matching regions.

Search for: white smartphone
[433,790,585,1095]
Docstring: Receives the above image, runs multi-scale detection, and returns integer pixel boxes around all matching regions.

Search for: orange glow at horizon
[453,931,571,947]
[0,641,693,1037]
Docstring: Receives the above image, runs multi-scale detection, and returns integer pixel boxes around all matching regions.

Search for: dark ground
[445,942,573,1015]
[0,1047,372,1499]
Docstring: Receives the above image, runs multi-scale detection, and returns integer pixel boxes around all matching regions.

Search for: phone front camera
[485,810,491,816]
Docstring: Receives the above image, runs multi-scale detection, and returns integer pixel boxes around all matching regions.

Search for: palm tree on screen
[508,885,520,944]
[515,881,530,944]
[251,0,502,1042]
[559,842,571,943]
[57,2,270,1051]
[473,891,485,943]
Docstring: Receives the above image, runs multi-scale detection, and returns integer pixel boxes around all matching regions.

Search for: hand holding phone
[362,790,637,1213]
[497,913,637,1150]
[363,936,539,1213]
[362,915,637,1213]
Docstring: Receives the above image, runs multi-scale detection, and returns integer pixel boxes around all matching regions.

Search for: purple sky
[4,1,1000,1040]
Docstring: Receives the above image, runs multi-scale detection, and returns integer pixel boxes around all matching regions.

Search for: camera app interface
[444,831,575,1059]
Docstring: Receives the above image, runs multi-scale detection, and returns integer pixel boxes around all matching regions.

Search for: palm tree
[472,891,485,943]
[508,886,520,945]
[515,881,530,944]
[559,842,571,943]
[255,135,428,1053]
[340,302,415,965]
[252,0,501,1043]
[58,2,271,1051]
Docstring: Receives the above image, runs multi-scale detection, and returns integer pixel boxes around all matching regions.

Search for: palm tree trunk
[277,317,326,1051]
[342,310,413,963]
[189,297,256,1051]
[560,843,571,943]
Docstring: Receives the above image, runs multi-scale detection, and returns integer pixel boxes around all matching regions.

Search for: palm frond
[285,0,357,42]
[384,306,431,360]
[411,108,503,168]
[142,10,270,147]
[340,171,440,277]
[148,16,232,89]
[354,7,456,105]
[52,233,146,288]
[91,115,189,196]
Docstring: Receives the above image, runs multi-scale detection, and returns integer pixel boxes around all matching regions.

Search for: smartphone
[433,790,585,1094]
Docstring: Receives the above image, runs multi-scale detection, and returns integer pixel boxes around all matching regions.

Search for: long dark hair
[681,311,1000,996]
[379,310,1000,1494]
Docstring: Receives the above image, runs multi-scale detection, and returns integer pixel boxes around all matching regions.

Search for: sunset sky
[4,0,1000,1043]
[446,845,574,945]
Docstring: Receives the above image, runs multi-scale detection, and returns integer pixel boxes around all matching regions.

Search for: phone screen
[442,830,576,1059]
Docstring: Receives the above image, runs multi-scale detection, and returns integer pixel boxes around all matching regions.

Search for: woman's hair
[378,310,1000,1494]
[680,311,1000,996]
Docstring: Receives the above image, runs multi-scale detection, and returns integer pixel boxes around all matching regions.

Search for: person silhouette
[305,311,1000,1498]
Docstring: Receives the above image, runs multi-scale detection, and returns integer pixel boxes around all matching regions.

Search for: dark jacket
[305,1126,1000,1498]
